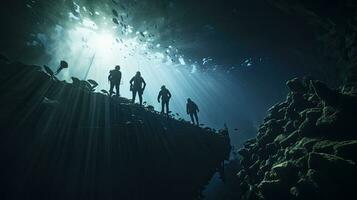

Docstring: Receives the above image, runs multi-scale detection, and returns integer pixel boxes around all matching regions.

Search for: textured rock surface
[0,60,231,200]
[237,77,357,200]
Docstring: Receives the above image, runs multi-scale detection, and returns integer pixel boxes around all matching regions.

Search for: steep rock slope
[0,59,230,200]
[237,77,357,200]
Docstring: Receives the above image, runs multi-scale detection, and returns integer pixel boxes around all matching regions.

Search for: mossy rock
[312,140,339,154]
[295,137,320,152]
[273,134,286,144]
[272,161,299,183]
[285,146,307,160]
[280,131,300,148]
[258,179,291,200]
[333,140,357,162]
[308,152,356,182]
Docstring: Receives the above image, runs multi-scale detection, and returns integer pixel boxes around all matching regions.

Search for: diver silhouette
[157,85,172,115]
[186,98,199,125]
[130,71,146,105]
[108,65,122,97]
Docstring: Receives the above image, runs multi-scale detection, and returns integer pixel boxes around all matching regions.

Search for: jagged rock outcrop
[0,59,231,200]
[237,77,357,200]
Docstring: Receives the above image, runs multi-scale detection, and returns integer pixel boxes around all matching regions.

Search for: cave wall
[270,0,357,83]
[236,77,357,200]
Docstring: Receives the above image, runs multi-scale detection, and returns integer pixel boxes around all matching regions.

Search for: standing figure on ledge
[130,71,146,105]
[186,98,199,125]
[157,85,172,115]
[108,65,122,97]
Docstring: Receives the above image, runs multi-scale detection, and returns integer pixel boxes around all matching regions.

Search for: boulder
[298,108,322,137]
[304,153,357,197]
[237,169,246,180]
[277,107,288,120]
[311,80,340,107]
[238,148,250,158]
[312,140,338,154]
[258,179,291,200]
[307,93,320,106]
[341,83,357,96]
[268,102,288,114]
[271,161,299,183]
[257,130,280,147]
[305,108,323,120]
[258,163,271,177]
[266,142,278,156]
[267,102,288,120]
[334,140,357,162]
[283,120,295,134]
[285,147,307,160]
[240,157,252,168]
[248,160,263,183]
[244,186,261,200]
[305,169,323,186]
[273,134,286,144]
[265,119,284,134]
[316,106,336,120]
[248,160,261,174]
[294,137,319,151]
[279,130,300,148]
[298,117,317,137]
[286,78,308,94]
[244,138,257,148]
[317,102,357,139]
[257,147,269,160]
[285,102,303,120]
[290,93,311,112]
[291,178,319,200]
[308,152,356,182]
[293,154,309,170]
[315,106,343,137]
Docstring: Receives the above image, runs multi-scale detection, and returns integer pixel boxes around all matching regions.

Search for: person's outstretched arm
[108,72,112,81]
[129,77,134,85]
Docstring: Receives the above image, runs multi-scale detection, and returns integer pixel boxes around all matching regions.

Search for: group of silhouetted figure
[108,65,200,125]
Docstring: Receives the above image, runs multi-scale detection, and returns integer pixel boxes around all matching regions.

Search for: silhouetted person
[130,71,146,105]
[108,65,122,97]
[187,98,199,125]
[55,60,68,75]
[157,85,172,115]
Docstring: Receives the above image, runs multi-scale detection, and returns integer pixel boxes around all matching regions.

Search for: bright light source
[93,33,114,49]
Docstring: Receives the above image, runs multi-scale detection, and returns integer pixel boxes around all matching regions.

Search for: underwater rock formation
[0,59,230,200]
[237,77,357,200]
